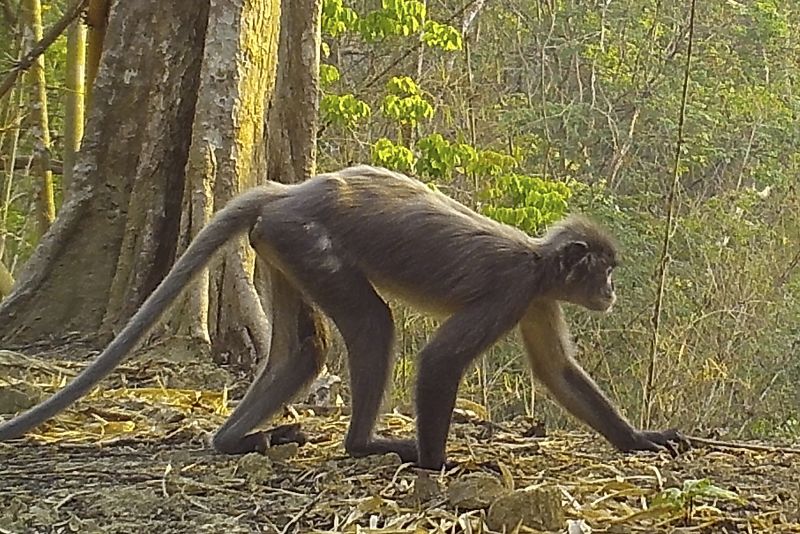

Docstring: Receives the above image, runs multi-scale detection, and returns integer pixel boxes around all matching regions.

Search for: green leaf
[319,64,341,87]
[422,20,463,51]
[322,0,359,37]
[371,138,417,171]
[321,94,372,129]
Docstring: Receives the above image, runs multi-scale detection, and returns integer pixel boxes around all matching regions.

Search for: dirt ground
[1,348,799,533]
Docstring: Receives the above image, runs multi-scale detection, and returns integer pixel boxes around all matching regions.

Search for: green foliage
[371,138,416,171]
[422,20,463,51]
[313,0,800,439]
[385,75,421,96]
[322,0,359,37]
[373,131,570,234]
[751,416,800,440]
[733,0,789,40]
[413,137,519,182]
[359,0,427,41]
[326,0,460,52]
[320,94,371,129]
[651,479,744,521]
[319,64,341,87]
[380,76,434,127]
[380,93,432,126]
[414,134,458,179]
[466,149,517,177]
[481,174,572,233]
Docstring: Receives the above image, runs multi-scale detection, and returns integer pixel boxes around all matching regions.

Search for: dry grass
[1,349,799,533]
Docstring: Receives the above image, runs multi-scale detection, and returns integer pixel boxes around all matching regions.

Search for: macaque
[0,165,682,469]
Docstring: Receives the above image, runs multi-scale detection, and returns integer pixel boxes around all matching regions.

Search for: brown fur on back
[275,165,615,312]
[278,167,535,310]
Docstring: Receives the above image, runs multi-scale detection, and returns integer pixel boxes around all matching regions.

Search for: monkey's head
[542,216,619,312]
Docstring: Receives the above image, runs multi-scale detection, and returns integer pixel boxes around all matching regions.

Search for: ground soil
[1,348,798,533]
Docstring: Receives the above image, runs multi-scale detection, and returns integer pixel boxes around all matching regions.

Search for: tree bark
[0,1,208,343]
[264,0,322,184]
[0,0,314,389]
[84,0,109,110]
[63,17,87,198]
[257,0,322,375]
[0,0,296,379]
[20,0,55,237]
[163,0,281,369]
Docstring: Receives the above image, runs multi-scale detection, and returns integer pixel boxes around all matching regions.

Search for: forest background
[0,0,798,444]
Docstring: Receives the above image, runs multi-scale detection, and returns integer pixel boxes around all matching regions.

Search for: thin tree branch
[641,0,697,428]
[0,0,88,101]
[2,155,63,174]
[688,435,800,455]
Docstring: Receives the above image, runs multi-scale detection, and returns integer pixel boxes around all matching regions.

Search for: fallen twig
[688,435,800,454]
[280,489,327,534]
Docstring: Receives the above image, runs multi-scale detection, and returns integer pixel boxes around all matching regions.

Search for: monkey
[0,165,683,469]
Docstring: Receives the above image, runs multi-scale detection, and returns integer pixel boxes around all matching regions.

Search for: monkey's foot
[624,428,689,456]
[348,438,463,471]
[216,423,308,454]
[347,437,419,464]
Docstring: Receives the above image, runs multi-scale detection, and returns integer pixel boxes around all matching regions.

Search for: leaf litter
[0,348,798,533]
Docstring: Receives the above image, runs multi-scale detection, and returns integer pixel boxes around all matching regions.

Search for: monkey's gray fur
[0,165,682,468]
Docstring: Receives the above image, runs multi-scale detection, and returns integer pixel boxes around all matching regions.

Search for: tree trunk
[84,0,109,110]
[257,0,322,375]
[264,0,322,184]
[0,0,293,379]
[0,0,318,400]
[0,1,209,343]
[20,0,55,237]
[62,17,87,198]
[162,0,281,369]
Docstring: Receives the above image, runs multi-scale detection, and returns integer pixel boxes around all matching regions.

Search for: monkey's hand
[622,428,689,456]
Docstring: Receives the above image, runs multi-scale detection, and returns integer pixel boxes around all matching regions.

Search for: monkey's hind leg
[212,280,329,455]
[247,216,417,463]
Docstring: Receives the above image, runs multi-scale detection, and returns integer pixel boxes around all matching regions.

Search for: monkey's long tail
[0,186,281,441]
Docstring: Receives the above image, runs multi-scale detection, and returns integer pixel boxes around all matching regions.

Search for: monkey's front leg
[558,361,683,452]
[519,301,684,453]
[415,303,522,469]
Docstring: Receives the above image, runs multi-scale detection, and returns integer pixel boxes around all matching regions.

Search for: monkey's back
[285,166,539,313]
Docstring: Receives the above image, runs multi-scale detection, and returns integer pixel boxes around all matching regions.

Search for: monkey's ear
[565,240,588,250]
[562,240,600,271]
[559,240,593,279]
[562,240,590,262]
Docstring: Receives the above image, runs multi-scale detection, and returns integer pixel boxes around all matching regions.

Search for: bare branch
[0,0,88,101]
[2,155,64,174]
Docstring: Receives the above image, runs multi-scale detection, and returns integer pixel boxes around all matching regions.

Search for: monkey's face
[584,264,617,312]
[560,241,617,312]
